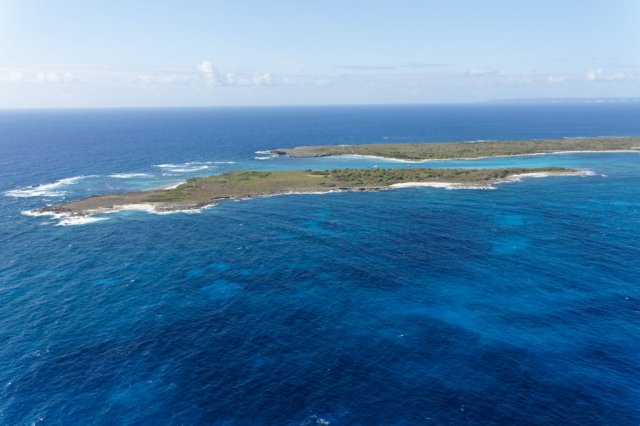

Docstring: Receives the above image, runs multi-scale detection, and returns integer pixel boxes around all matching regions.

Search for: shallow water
[1,104,640,424]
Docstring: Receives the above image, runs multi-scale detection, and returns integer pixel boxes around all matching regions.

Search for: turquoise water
[1,105,640,424]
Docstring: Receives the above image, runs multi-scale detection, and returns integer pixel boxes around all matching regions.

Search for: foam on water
[501,170,595,183]
[21,209,109,226]
[169,165,210,173]
[108,203,204,215]
[4,176,88,198]
[389,181,492,190]
[22,202,207,226]
[108,173,153,179]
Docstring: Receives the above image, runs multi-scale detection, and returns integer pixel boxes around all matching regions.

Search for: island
[270,136,640,161]
[36,167,585,217]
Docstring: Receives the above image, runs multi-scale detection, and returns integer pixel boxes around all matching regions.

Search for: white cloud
[198,61,226,86]
[467,67,498,77]
[134,73,192,85]
[196,61,327,87]
[1,62,331,91]
[197,61,254,86]
[252,73,274,86]
[0,71,26,83]
[505,75,569,85]
[507,76,535,85]
[585,68,627,81]
[547,75,568,84]
[0,70,75,84]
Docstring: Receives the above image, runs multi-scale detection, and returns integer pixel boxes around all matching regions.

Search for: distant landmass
[486,97,640,104]
[272,136,640,161]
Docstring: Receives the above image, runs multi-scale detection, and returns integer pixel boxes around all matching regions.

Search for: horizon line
[1,97,640,111]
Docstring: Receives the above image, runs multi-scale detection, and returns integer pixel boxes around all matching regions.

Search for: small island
[36,167,584,217]
[271,136,640,160]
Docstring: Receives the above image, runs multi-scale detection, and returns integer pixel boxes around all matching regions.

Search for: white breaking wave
[254,156,273,160]
[56,216,110,226]
[500,170,594,183]
[153,162,223,173]
[22,201,205,226]
[4,176,88,198]
[154,163,182,168]
[254,150,272,155]
[170,166,210,173]
[155,161,231,167]
[21,209,109,226]
[387,170,594,191]
[108,173,153,179]
[388,182,489,190]
[106,203,204,215]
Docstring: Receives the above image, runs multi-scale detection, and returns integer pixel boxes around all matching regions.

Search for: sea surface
[1,104,640,424]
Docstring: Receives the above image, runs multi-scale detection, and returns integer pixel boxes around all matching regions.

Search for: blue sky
[1,0,639,107]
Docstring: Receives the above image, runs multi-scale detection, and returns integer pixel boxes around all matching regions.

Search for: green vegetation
[40,167,579,215]
[271,136,640,160]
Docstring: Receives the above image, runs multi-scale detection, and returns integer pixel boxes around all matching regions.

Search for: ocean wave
[57,216,110,226]
[106,203,206,215]
[389,182,491,190]
[379,171,594,191]
[153,162,222,173]
[170,166,210,173]
[21,210,109,226]
[4,176,88,198]
[254,156,273,160]
[22,202,206,226]
[254,150,272,155]
[499,170,595,183]
[155,161,233,168]
[154,163,182,168]
[108,173,153,179]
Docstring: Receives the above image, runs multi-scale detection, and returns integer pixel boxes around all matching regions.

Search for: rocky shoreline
[32,168,586,222]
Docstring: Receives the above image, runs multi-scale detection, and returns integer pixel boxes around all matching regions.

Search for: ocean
[1,104,639,424]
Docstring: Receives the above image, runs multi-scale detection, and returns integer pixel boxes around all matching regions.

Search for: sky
[1,0,639,108]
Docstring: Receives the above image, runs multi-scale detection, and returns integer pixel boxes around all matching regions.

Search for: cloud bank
[0,71,76,84]
[585,68,631,81]
[1,62,639,108]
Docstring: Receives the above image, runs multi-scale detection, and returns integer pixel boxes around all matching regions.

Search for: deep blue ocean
[1,104,640,425]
